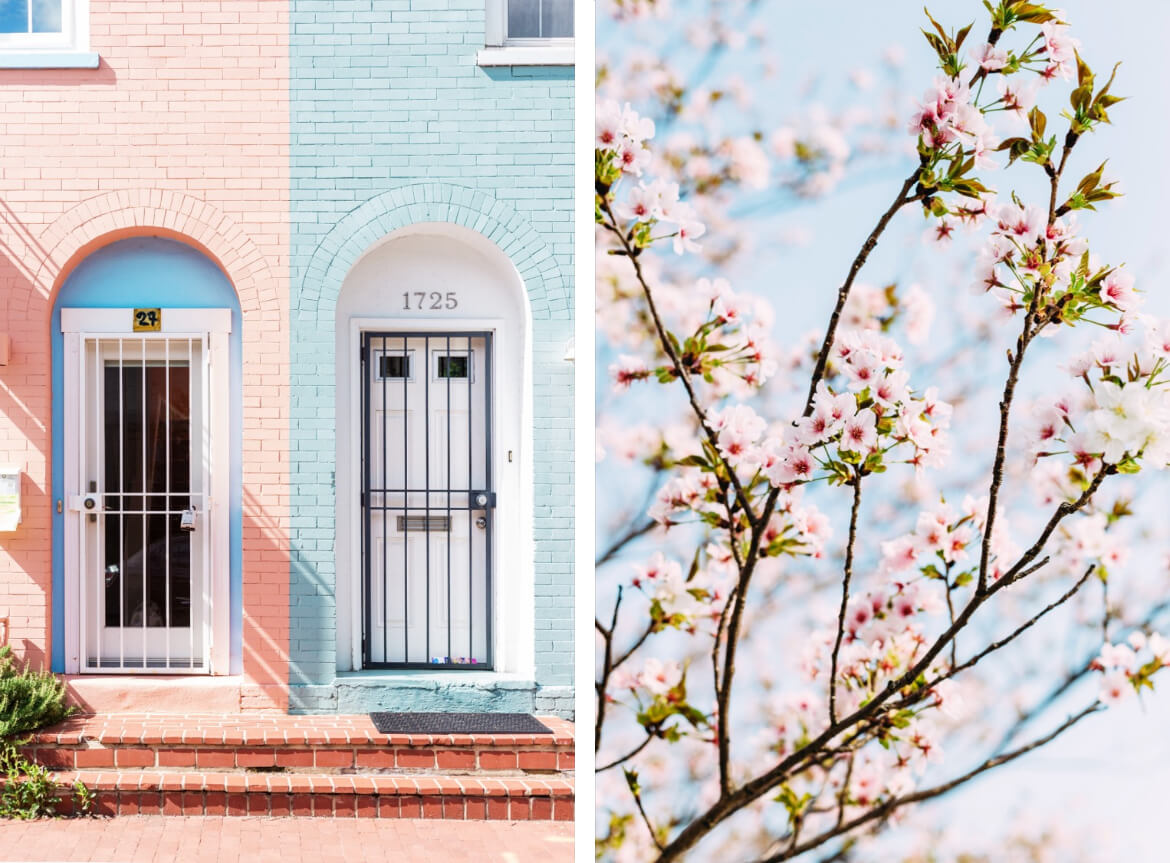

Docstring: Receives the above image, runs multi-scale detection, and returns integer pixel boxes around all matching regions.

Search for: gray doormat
[369,712,552,735]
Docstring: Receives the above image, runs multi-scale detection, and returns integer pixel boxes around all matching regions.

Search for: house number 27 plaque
[133,308,162,331]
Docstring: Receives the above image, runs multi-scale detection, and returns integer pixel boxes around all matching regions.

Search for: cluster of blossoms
[628,551,735,628]
[879,497,1019,585]
[970,201,1133,327]
[597,100,707,254]
[1032,325,1170,475]
[608,277,780,398]
[910,76,997,167]
[1092,632,1170,706]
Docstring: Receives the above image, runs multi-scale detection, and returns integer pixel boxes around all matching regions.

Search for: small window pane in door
[436,354,470,380]
[379,354,411,379]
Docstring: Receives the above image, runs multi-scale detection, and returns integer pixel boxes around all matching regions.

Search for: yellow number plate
[133,308,162,332]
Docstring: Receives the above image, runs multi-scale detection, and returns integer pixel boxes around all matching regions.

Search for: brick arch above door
[296,183,569,323]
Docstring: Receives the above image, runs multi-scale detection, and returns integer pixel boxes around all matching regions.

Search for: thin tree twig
[829,476,863,725]
[754,703,1103,862]
[597,734,654,773]
[596,587,624,753]
[597,518,659,568]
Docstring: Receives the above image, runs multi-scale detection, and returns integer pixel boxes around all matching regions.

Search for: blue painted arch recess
[50,237,243,673]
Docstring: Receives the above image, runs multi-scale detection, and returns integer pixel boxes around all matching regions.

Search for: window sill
[477,45,573,67]
[0,50,99,69]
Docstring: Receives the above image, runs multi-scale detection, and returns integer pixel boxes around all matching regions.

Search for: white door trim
[340,315,534,678]
[60,308,232,675]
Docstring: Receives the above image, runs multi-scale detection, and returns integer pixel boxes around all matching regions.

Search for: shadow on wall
[0,203,54,671]
[0,202,292,708]
[0,58,117,89]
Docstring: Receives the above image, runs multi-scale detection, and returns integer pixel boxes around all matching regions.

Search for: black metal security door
[361,332,494,669]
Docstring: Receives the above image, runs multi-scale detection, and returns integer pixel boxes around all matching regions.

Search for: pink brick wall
[0,2,290,709]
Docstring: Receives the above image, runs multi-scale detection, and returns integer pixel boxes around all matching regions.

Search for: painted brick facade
[288,1,574,714]
[0,2,290,710]
[0,0,573,718]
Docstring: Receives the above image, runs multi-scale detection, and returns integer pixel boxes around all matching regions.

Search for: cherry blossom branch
[656,468,1111,861]
[595,589,622,753]
[754,702,1104,862]
[598,197,754,518]
[627,772,666,852]
[993,596,1170,756]
[801,171,924,416]
[912,563,1096,696]
[596,590,659,754]
[976,126,1081,596]
[828,476,864,724]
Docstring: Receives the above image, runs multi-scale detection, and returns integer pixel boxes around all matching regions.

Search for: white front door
[362,332,493,668]
[62,309,230,674]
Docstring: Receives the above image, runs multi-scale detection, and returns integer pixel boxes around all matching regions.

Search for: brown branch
[755,703,1103,862]
[829,476,863,725]
[917,564,1096,696]
[801,171,923,416]
[597,518,658,568]
[629,773,666,852]
[596,587,626,753]
[977,131,1080,596]
[655,468,1109,861]
[599,199,754,518]
[598,734,654,773]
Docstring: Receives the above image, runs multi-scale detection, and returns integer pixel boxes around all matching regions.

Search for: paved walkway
[0,817,574,862]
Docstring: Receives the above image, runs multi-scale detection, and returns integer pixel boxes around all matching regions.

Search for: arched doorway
[52,237,242,675]
[334,224,534,678]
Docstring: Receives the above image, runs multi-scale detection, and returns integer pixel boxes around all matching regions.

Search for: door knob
[475,516,487,529]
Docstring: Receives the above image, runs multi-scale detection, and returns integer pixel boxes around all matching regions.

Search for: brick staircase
[22,714,574,820]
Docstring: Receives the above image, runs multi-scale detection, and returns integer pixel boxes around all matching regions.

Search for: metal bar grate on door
[361,332,494,670]
[78,334,209,673]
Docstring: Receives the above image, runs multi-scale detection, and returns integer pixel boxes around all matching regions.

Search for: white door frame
[61,308,231,675]
[340,315,534,679]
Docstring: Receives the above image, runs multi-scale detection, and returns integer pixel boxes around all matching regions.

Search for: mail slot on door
[0,467,20,532]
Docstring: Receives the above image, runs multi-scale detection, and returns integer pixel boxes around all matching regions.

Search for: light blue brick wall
[289,1,574,716]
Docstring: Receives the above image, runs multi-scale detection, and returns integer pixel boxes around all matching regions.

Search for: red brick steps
[23,713,575,820]
[51,771,574,820]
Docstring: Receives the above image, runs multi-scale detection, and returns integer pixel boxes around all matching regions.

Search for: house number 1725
[403,291,458,310]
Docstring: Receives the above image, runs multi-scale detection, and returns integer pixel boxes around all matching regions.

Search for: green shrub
[0,645,89,818]
[0,646,74,738]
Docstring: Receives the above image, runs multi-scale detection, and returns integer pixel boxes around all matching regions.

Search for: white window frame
[479,0,573,66]
[0,0,97,69]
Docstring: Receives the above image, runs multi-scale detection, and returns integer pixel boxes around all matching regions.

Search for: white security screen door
[362,332,494,669]
[62,309,230,674]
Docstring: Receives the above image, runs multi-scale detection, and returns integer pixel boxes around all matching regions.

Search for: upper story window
[480,0,573,66]
[0,0,97,69]
[506,0,573,41]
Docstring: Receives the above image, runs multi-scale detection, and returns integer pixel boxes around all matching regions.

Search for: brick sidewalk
[0,817,574,862]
